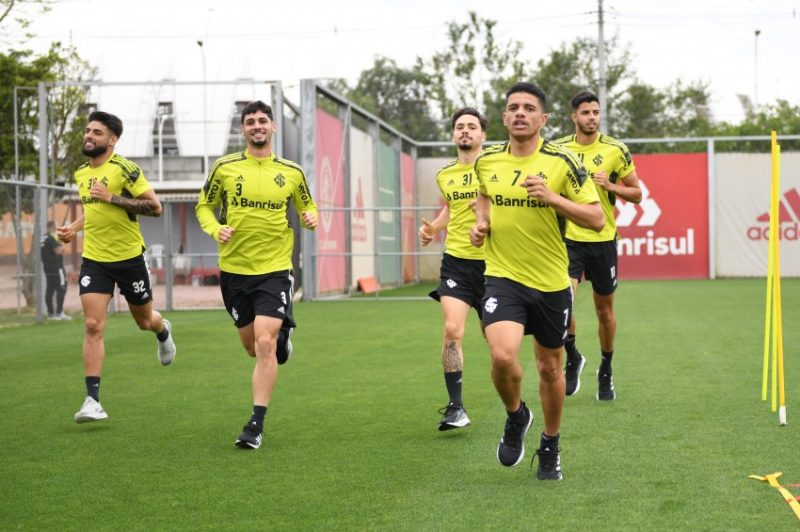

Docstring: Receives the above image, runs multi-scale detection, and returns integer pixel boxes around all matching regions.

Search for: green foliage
[714,100,800,152]
[1,279,799,529]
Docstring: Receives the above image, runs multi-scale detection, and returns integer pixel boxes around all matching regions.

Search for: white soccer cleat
[157,319,176,366]
[74,396,108,423]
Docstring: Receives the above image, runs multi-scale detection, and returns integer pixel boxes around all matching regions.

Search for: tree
[0,0,55,43]
[713,100,800,152]
[0,42,95,307]
[327,56,440,141]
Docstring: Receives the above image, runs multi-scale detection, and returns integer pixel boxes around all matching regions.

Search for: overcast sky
[7,0,799,154]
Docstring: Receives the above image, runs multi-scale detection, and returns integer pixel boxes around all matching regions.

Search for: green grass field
[1,279,798,530]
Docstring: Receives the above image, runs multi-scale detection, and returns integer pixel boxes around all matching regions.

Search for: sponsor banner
[349,127,376,286]
[715,152,800,276]
[315,109,346,293]
[400,152,416,282]
[616,153,709,279]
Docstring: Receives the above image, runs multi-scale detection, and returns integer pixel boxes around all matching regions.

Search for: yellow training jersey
[195,151,318,275]
[553,133,635,242]
[475,139,599,292]
[435,160,483,260]
[73,154,151,262]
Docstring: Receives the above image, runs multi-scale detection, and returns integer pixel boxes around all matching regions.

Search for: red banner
[315,109,346,292]
[401,152,416,282]
[617,153,709,279]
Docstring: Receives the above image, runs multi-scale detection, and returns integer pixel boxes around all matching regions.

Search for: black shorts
[566,239,618,295]
[78,254,153,305]
[480,276,572,349]
[428,253,486,318]
[220,270,296,329]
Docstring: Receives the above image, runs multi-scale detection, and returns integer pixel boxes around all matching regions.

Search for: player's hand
[56,225,75,243]
[89,179,113,203]
[418,218,434,246]
[470,221,489,247]
[522,174,555,204]
[301,211,318,230]
[592,171,611,191]
[468,199,477,213]
[218,225,235,243]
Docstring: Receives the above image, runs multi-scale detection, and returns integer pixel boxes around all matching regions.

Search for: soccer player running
[418,107,487,431]
[470,83,604,480]
[195,100,318,450]
[554,90,642,400]
[58,111,176,424]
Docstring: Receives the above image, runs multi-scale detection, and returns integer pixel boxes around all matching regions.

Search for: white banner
[715,152,800,277]
[349,127,376,286]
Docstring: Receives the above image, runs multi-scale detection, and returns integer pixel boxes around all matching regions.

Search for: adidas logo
[235,175,245,182]
[490,174,499,182]
[616,181,661,227]
[748,187,800,241]
[447,179,455,186]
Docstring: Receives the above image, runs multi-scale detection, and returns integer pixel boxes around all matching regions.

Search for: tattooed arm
[90,180,163,217]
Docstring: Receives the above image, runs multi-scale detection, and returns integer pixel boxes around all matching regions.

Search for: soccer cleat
[438,402,471,431]
[235,421,263,450]
[74,396,108,423]
[597,369,616,401]
[534,443,563,480]
[157,319,176,366]
[57,312,72,321]
[496,402,533,467]
[564,354,586,396]
[276,327,294,365]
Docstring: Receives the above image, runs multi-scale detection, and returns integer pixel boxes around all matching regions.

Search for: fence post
[707,138,716,280]
[35,82,48,322]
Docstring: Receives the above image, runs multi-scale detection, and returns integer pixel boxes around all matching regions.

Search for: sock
[564,334,580,364]
[444,371,463,406]
[249,405,268,429]
[85,376,101,402]
[541,432,560,449]
[156,324,170,342]
[507,401,526,422]
[600,350,614,374]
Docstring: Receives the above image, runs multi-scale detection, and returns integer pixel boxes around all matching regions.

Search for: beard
[250,138,267,147]
[82,144,108,158]
[457,140,473,150]
[579,123,598,135]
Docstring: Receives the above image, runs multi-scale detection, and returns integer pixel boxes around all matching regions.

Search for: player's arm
[57,215,84,243]
[293,173,318,231]
[419,205,449,246]
[522,175,604,232]
[469,193,491,247]
[89,180,162,216]
[195,171,234,243]
[593,169,642,204]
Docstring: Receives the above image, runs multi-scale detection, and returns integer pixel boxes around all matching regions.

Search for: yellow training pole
[774,144,787,425]
[762,133,778,401]
[770,139,780,412]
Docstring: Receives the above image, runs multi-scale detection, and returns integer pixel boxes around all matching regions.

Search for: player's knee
[537,362,562,384]
[595,306,615,325]
[490,347,517,370]
[84,317,105,336]
[134,316,153,331]
[254,334,277,357]
[443,319,464,342]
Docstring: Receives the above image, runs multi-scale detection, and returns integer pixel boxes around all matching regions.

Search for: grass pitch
[1,279,798,530]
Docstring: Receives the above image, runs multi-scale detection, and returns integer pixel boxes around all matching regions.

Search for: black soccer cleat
[276,327,294,365]
[235,421,263,450]
[438,402,471,431]
[534,442,563,480]
[597,369,616,401]
[564,354,586,396]
[496,402,533,467]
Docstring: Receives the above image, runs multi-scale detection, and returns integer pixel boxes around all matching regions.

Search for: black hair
[505,82,547,111]
[241,100,274,123]
[88,111,123,137]
[571,90,599,110]
[451,107,487,131]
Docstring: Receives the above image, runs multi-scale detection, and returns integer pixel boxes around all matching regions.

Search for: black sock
[249,405,267,429]
[564,334,580,364]
[156,325,170,342]
[507,401,526,422]
[85,376,101,402]
[540,432,560,448]
[444,371,463,406]
[600,351,614,374]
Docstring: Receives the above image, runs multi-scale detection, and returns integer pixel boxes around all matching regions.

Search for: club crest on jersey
[80,275,91,287]
[274,173,286,187]
[446,279,457,289]
[536,171,548,181]
[593,154,604,166]
[231,307,238,321]
[484,297,498,314]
